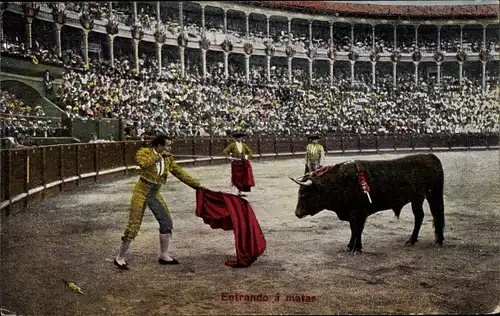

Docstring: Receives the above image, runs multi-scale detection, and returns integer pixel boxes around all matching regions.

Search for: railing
[1,133,498,216]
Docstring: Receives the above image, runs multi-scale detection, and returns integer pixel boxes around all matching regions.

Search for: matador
[304,134,325,174]
[114,135,205,270]
[222,131,255,197]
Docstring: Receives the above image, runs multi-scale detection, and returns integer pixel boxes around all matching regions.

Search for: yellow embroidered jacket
[135,147,201,189]
[223,141,253,159]
[305,143,325,166]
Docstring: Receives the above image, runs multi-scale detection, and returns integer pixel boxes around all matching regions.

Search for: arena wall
[1,133,498,217]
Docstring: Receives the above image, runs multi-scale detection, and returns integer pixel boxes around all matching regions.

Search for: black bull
[290,154,445,253]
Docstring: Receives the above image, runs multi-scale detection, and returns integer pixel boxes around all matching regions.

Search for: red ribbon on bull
[358,171,372,203]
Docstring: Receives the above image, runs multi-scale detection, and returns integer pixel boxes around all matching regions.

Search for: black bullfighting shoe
[158,258,179,265]
[114,258,129,270]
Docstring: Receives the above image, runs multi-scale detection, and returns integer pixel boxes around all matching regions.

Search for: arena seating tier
[1,2,498,145]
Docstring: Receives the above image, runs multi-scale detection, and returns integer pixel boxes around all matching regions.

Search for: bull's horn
[289,177,313,186]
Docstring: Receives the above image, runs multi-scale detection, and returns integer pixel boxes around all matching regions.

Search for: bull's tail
[426,154,445,245]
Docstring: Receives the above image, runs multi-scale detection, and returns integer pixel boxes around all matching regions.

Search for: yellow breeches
[121,179,172,241]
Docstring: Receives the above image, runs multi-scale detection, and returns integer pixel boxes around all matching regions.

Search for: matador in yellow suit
[304,135,325,174]
[114,135,205,270]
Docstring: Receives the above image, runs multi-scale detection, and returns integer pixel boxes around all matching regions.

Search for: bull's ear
[289,177,313,186]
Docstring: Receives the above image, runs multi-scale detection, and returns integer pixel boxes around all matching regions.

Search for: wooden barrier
[0,133,498,216]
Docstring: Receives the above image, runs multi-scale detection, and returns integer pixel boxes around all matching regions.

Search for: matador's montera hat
[232,131,246,138]
[308,134,321,141]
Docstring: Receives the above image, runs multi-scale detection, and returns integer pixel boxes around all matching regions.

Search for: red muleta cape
[231,160,255,192]
[195,188,266,268]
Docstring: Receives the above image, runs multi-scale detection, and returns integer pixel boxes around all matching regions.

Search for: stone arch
[0,78,63,116]
[1,79,41,100]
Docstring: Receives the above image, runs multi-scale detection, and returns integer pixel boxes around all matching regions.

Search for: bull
[290,153,445,254]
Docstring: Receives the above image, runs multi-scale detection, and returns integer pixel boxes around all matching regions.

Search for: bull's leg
[351,215,367,254]
[426,189,445,247]
[405,199,425,247]
[346,220,355,251]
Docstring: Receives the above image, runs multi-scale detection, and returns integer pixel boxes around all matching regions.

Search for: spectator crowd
[1,2,499,145]
[0,91,67,147]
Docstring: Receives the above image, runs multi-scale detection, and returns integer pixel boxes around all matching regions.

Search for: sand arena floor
[1,151,499,315]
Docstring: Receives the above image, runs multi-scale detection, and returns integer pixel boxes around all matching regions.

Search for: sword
[365,191,372,204]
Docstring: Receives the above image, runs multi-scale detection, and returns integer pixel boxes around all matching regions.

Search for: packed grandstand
[0,1,498,146]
